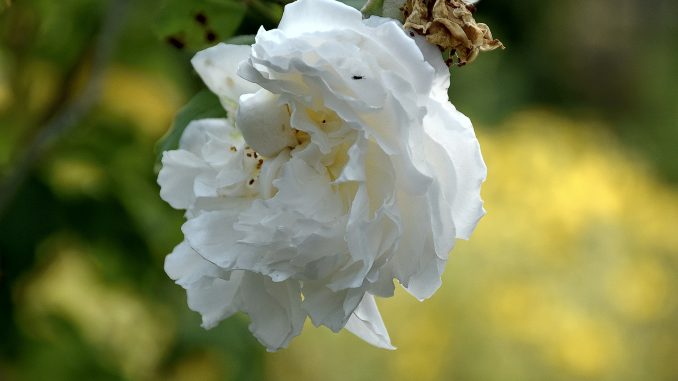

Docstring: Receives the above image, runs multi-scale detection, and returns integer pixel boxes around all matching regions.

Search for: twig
[0,0,129,218]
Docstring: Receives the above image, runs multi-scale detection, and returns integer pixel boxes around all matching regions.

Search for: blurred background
[0,0,676,380]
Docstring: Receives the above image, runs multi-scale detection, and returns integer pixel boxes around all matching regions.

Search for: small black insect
[352,75,364,80]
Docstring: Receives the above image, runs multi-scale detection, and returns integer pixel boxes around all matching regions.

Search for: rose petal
[389,192,441,300]
[191,43,260,116]
[278,0,363,38]
[239,273,305,351]
[344,293,395,350]
[179,118,233,155]
[158,119,247,209]
[158,149,207,209]
[237,90,297,157]
[186,271,243,329]
[164,240,222,288]
[302,283,364,332]
[424,100,486,239]
[182,209,248,270]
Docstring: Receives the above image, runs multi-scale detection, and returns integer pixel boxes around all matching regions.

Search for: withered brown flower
[403,0,504,66]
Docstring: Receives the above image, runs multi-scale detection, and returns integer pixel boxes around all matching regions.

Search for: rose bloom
[158,0,486,351]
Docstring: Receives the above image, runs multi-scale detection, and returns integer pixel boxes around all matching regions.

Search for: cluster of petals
[158,0,486,351]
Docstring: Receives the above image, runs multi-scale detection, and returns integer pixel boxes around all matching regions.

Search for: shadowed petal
[345,293,395,350]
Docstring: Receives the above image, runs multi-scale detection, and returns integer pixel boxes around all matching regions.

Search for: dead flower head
[403,0,504,66]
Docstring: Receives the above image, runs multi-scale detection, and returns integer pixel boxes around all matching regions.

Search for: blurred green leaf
[154,90,225,172]
[226,34,256,46]
[356,0,404,19]
[339,0,368,11]
[360,0,383,16]
[155,0,246,52]
[382,0,405,20]
[247,0,283,25]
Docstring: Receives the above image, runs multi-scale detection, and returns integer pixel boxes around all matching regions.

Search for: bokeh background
[1,0,676,380]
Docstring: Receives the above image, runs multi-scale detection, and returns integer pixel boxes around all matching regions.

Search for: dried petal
[403,0,504,66]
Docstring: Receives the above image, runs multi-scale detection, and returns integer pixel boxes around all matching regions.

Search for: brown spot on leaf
[195,12,208,25]
[166,36,185,50]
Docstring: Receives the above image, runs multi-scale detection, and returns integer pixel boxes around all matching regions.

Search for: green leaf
[154,90,226,172]
[247,0,284,24]
[356,0,405,20]
[360,0,383,17]
[382,0,406,21]
[155,0,247,52]
[338,0,367,11]
[226,34,256,46]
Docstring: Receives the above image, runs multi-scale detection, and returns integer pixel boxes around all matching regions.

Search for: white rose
[158,0,486,351]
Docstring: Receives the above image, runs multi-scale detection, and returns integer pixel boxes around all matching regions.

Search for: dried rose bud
[403,0,504,66]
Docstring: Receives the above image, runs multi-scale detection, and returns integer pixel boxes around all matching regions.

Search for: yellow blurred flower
[101,66,183,139]
[16,235,174,380]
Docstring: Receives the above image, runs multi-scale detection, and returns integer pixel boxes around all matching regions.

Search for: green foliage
[382,0,406,20]
[154,90,226,173]
[339,0,368,11]
[155,0,247,52]
[354,0,404,19]
[226,34,257,46]
[360,0,384,16]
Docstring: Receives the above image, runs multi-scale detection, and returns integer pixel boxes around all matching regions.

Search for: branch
[0,0,129,218]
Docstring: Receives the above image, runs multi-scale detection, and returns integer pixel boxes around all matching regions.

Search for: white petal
[410,30,450,102]
[188,196,252,219]
[365,19,435,96]
[158,149,207,209]
[182,209,246,269]
[344,293,395,350]
[236,90,297,157]
[239,273,305,351]
[424,101,486,239]
[278,0,362,38]
[191,43,260,115]
[384,187,446,300]
[179,118,233,154]
[186,271,243,329]
[302,284,364,332]
[403,250,445,301]
[337,183,400,290]
[158,119,247,209]
[232,158,346,278]
[257,149,290,199]
[164,240,222,288]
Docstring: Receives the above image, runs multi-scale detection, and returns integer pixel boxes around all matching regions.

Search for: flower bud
[236,90,297,157]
